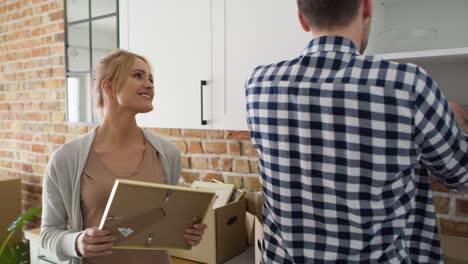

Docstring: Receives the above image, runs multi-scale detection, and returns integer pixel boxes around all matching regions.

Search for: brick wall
[0,0,466,238]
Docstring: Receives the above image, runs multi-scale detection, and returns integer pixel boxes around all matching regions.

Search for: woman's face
[115,57,154,114]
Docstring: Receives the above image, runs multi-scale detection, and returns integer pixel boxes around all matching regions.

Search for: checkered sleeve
[413,66,468,191]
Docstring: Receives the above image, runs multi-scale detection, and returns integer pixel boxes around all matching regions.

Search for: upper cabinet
[211,0,310,130]
[120,0,212,129]
[119,0,308,130]
[366,0,468,58]
[120,0,468,130]
[366,0,468,106]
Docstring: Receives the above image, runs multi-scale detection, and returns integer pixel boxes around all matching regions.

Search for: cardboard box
[245,212,255,245]
[254,215,263,264]
[169,199,247,264]
[441,235,468,264]
[0,176,21,243]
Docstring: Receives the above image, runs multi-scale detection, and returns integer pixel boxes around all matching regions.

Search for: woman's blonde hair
[92,49,152,116]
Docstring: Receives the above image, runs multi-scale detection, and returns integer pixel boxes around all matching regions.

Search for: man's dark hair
[297,0,361,30]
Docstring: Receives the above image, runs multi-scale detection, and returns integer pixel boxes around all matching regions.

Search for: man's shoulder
[246,57,302,86]
[354,54,431,91]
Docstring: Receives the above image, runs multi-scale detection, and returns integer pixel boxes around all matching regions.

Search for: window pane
[91,0,116,18]
[67,22,90,71]
[67,74,92,123]
[66,0,89,22]
[92,16,117,68]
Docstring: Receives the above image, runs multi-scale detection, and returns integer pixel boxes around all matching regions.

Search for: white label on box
[117,227,134,237]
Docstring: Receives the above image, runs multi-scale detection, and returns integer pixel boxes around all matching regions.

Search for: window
[65,0,119,123]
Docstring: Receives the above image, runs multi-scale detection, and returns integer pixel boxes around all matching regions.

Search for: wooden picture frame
[99,179,215,250]
[191,181,235,209]
[211,179,245,203]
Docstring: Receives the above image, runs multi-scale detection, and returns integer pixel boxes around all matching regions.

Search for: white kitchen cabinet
[119,0,308,130]
[120,0,467,131]
[212,0,310,130]
[119,0,212,129]
[366,0,468,104]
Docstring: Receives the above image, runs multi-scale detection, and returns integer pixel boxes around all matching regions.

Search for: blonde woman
[40,50,207,263]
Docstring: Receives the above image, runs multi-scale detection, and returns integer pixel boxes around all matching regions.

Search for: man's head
[296,0,372,53]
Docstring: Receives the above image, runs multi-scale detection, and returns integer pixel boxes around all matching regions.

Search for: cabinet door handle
[38,255,58,264]
[200,80,207,125]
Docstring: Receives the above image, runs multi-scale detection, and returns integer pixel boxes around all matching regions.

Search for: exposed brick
[201,172,223,182]
[31,144,44,153]
[203,142,227,154]
[209,157,219,170]
[440,219,468,237]
[48,10,62,21]
[170,129,182,137]
[190,157,208,170]
[152,128,170,137]
[430,177,449,193]
[225,131,250,140]
[249,160,259,174]
[220,158,233,172]
[182,129,205,138]
[173,140,187,154]
[206,130,224,139]
[187,141,203,154]
[233,159,250,173]
[228,142,241,155]
[54,32,64,42]
[241,141,257,157]
[456,199,468,217]
[223,175,243,188]
[22,183,42,194]
[52,112,64,122]
[433,196,449,214]
[181,157,190,169]
[51,135,66,145]
[244,191,263,217]
[181,172,199,183]
[243,176,261,191]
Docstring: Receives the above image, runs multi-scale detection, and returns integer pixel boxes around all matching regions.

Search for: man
[245,0,468,263]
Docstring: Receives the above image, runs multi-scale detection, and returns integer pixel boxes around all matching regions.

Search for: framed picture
[99,179,215,250]
[191,181,235,209]
[211,179,245,203]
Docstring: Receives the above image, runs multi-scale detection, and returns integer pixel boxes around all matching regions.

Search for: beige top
[80,141,170,264]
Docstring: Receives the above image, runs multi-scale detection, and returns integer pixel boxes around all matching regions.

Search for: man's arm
[413,68,468,191]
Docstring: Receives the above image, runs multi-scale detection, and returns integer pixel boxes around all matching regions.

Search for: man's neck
[310,28,362,53]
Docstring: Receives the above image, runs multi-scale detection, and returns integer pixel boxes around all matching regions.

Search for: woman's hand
[184,223,207,246]
[76,227,116,258]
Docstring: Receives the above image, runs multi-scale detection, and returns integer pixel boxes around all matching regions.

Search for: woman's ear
[101,80,114,98]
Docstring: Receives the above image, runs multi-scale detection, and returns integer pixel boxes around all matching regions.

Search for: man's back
[245,36,468,263]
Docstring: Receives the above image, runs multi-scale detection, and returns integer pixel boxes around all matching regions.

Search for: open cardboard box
[441,235,468,264]
[169,199,247,264]
[254,214,263,264]
[253,218,468,264]
[0,176,21,243]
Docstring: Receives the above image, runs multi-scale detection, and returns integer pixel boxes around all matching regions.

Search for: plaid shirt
[245,36,468,263]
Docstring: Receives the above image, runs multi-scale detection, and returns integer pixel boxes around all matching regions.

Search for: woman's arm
[40,159,83,261]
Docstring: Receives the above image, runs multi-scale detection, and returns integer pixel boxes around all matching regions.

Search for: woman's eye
[133,73,143,79]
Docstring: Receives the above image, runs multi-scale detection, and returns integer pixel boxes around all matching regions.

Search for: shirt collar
[301,36,361,56]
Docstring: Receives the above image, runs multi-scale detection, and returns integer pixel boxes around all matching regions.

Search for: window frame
[64,0,120,124]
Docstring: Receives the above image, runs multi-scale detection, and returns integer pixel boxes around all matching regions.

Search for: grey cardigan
[40,128,182,263]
